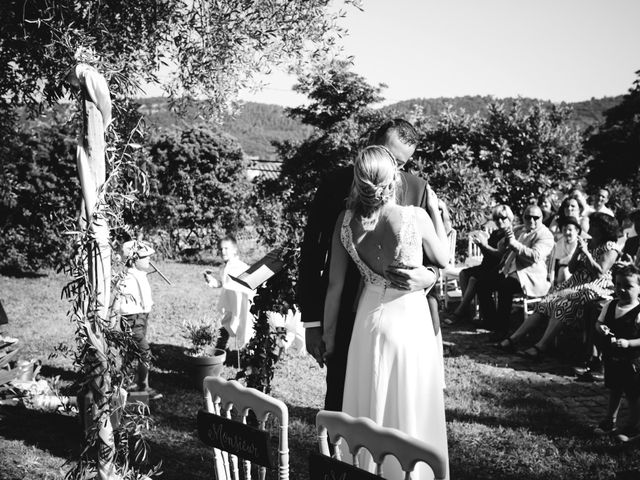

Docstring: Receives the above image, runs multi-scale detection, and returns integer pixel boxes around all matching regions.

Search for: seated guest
[622,210,640,260]
[476,205,554,336]
[446,205,512,324]
[571,188,593,216]
[590,188,615,217]
[497,212,621,359]
[548,216,581,286]
[538,192,558,228]
[549,194,590,240]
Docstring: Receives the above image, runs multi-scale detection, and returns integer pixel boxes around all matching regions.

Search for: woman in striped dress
[498,212,620,359]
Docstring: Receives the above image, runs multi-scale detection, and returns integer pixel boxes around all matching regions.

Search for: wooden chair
[511,293,543,321]
[314,410,448,480]
[466,232,485,265]
[439,229,460,306]
[0,338,21,386]
[442,230,487,309]
[201,377,289,480]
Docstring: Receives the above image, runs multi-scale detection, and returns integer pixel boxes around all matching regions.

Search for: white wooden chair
[466,232,485,264]
[202,377,289,480]
[441,230,488,309]
[512,293,543,321]
[438,229,460,305]
[315,410,448,480]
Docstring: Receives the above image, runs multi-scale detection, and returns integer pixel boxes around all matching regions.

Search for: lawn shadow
[0,405,80,459]
[144,436,212,480]
[443,323,579,377]
[39,365,77,383]
[442,321,618,439]
[150,343,189,372]
[286,404,318,424]
[0,268,48,278]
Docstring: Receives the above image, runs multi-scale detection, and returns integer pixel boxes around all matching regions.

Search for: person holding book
[204,235,255,352]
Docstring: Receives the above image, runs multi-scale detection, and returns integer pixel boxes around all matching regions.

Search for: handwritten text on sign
[308,452,383,480]
[197,410,274,468]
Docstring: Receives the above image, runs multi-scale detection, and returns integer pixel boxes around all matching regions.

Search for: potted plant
[183,315,226,390]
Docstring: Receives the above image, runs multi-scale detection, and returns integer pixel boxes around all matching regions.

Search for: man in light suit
[298,119,447,411]
[476,205,554,336]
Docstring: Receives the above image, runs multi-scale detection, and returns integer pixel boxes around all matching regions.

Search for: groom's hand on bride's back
[386,265,438,291]
[305,326,326,367]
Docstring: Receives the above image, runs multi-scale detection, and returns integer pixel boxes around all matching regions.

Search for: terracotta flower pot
[184,348,226,390]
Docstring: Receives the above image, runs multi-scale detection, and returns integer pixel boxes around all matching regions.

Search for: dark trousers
[477,274,523,333]
[216,327,230,350]
[324,309,357,412]
[122,313,151,389]
[122,313,150,361]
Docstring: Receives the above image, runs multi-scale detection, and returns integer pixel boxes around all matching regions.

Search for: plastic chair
[202,377,289,480]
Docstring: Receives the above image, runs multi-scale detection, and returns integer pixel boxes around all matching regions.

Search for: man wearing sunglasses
[476,205,554,337]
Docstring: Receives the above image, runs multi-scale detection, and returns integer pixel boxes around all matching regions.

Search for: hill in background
[138,98,314,159]
[138,95,623,159]
[383,95,624,130]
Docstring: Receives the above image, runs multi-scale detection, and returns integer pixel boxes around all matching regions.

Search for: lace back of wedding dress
[392,206,422,269]
[341,207,422,287]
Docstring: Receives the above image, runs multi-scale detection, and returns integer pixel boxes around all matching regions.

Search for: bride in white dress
[323,145,450,480]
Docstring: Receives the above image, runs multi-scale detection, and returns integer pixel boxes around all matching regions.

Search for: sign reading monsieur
[197,410,274,468]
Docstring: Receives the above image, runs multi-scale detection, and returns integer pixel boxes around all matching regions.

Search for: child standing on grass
[115,240,162,400]
[594,264,640,441]
[203,235,255,353]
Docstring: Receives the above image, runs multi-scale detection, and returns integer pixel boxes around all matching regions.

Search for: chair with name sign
[200,376,289,480]
[313,410,448,480]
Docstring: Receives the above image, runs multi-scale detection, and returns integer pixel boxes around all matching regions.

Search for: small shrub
[182,314,222,357]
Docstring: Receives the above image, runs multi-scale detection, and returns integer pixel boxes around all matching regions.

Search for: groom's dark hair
[370,118,419,146]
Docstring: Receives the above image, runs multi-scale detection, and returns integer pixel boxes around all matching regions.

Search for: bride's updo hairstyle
[349,145,398,224]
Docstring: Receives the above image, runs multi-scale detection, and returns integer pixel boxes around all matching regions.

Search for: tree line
[1,64,639,273]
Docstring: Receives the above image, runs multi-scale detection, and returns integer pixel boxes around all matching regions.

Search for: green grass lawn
[1,262,640,479]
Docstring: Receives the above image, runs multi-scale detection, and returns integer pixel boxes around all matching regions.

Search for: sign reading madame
[197,410,274,468]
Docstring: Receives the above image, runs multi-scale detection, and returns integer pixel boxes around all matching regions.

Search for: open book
[228,247,285,290]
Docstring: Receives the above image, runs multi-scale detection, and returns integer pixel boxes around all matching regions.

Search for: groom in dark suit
[298,118,447,411]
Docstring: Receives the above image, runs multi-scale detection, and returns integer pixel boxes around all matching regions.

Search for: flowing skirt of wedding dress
[341,284,449,480]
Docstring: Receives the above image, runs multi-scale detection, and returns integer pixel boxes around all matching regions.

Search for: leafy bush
[417,101,587,217]
[0,114,79,273]
[586,70,640,189]
[137,126,254,252]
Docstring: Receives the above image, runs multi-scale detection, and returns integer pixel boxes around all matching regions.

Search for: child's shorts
[122,313,150,360]
[604,357,640,397]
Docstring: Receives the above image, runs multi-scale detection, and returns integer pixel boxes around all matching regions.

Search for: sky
[239,0,640,107]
